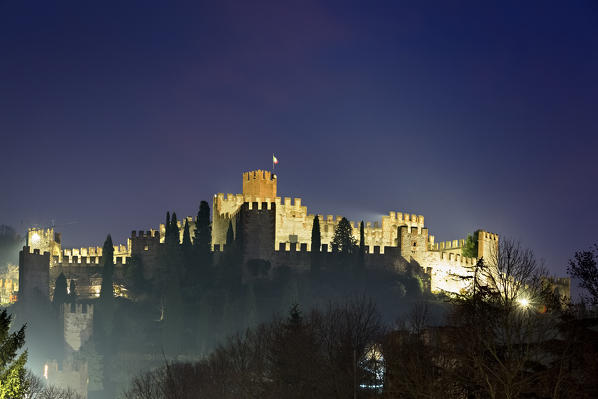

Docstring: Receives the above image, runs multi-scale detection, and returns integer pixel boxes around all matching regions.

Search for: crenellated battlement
[273,242,404,255]
[246,201,276,211]
[277,196,305,209]
[431,239,466,251]
[439,251,477,266]
[243,169,276,182]
[384,211,425,226]
[57,255,129,266]
[64,302,94,315]
[478,230,499,241]
[59,244,130,266]
[398,225,429,235]
[215,193,245,215]
[131,230,159,238]
[63,247,103,258]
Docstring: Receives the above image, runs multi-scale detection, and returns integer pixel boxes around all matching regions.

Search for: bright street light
[517,297,530,309]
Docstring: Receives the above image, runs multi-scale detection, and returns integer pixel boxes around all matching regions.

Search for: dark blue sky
[1,1,596,277]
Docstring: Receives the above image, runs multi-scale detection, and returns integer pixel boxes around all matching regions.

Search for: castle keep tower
[243,170,277,199]
[19,247,50,300]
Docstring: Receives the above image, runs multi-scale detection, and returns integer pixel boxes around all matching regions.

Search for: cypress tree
[100,235,114,301]
[182,219,192,248]
[359,220,366,269]
[194,201,211,255]
[170,212,179,245]
[193,201,213,288]
[311,216,321,253]
[311,216,321,273]
[52,273,68,308]
[97,234,115,396]
[165,211,171,240]
[161,212,185,355]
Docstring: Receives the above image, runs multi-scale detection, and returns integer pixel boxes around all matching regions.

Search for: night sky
[1,1,596,278]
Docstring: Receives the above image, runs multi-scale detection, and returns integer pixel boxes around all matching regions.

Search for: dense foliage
[461,230,479,258]
[0,309,27,398]
[568,244,598,304]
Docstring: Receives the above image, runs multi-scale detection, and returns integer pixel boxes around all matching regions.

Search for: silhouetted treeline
[123,296,385,399]
[122,240,598,399]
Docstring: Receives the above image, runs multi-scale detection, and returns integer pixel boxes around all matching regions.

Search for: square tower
[242,170,277,199]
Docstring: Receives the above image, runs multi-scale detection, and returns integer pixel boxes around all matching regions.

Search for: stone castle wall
[18,169,505,298]
[63,303,94,352]
[212,170,428,253]
[19,247,49,300]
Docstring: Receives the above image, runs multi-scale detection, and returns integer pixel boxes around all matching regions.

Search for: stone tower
[27,228,62,265]
[63,303,94,352]
[242,170,277,198]
[18,247,50,300]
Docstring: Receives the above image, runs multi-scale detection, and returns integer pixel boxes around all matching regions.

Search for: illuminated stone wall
[27,228,62,264]
[207,169,501,294]
[18,169,503,298]
[212,170,426,250]
[63,303,93,352]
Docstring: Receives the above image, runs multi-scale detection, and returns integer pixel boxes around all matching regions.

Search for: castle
[15,169,571,396]
[18,169,506,299]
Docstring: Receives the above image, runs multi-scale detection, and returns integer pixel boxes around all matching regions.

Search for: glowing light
[31,232,40,243]
[44,364,48,379]
[518,297,530,309]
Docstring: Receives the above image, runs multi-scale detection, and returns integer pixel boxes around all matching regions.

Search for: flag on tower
[273,154,278,165]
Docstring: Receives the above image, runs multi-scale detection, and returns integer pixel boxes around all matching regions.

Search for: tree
[462,230,479,258]
[182,219,192,249]
[310,216,321,274]
[164,211,171,240]
[96,234,115,396]
[99,235,114,302]
[52,273,68,308]
[446,239,567,398]
[269,305,322,398]
[194,201,212,255]
[26,371,84,399]
[331,217,356,255]
[359,221,365,268]
[170,213,180,245]
[568,244,598,304]
[68,279,77,303]
[0,309,28,398]
[124,255,145,296]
